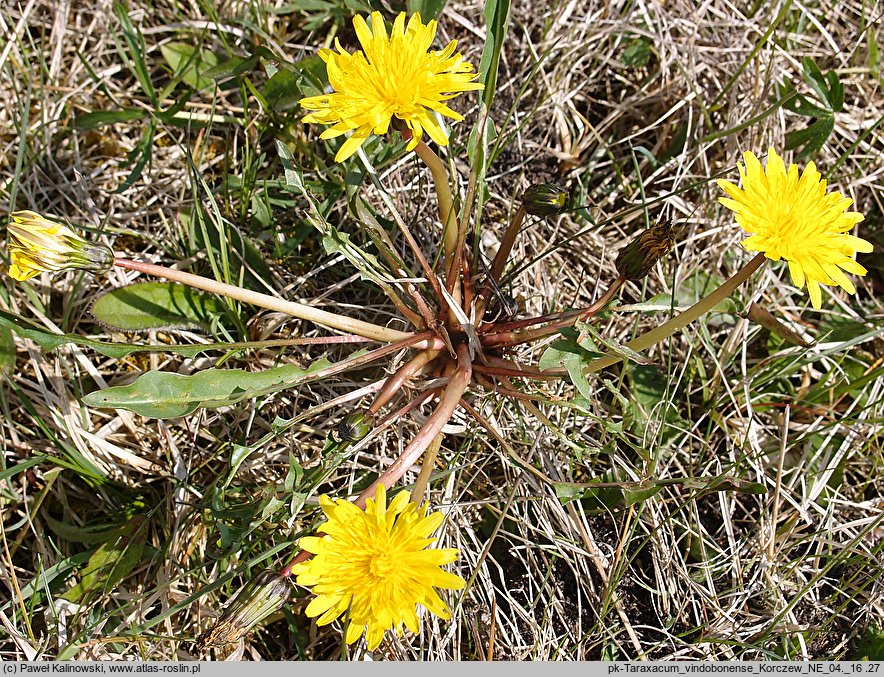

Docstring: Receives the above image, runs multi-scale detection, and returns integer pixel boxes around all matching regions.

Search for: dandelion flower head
[717,148,873,309]
[6,210,114,282]
[292,485,465,650]
[299,11,484,162]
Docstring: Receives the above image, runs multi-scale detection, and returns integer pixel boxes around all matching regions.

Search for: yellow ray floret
[292,485,465,650]
[299,11,483,162]
[717,148,873,309]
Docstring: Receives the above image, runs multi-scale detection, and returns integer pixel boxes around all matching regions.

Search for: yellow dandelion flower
[717,148,873,309]
[292,485,465,650]
[6,211,114,281]
[299,11,484,162]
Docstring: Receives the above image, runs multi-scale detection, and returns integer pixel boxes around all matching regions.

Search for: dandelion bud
[521,184,569,217]
[6,211,114,281]
[335,411,372,443]
[615,219,675,280]
[198,570,294,647]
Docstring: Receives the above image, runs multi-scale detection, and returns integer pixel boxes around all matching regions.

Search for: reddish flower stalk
[373,387,441,429]
[355,342,472,506]
[406,282,437,329]
[279,386,443,578]
[461,253,476,311]
[483,277,625,347]
[281,345,469,583]
[367,349,441,416]
[472,363,563,381]
[475,374,555,402]
[489,205,526,283]
[481,309,582,334]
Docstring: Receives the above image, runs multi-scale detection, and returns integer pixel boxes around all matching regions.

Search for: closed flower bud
[521,184,569,217]
[198,570,294,647]
[615,220,675,280]
[335,411,372,443]
[6,211,114,281]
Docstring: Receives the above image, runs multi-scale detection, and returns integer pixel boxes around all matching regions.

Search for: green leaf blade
[73,108,147,130]
[159,42,219,90]
[477,0,511,109]
[82,358,331,418]
[91,282,227,332]
[62,515,148,603]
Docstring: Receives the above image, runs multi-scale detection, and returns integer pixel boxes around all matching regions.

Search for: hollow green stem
[113,258,416,344]
[410,432,444,506]
[413,141,459,284]
[582,253,767,375]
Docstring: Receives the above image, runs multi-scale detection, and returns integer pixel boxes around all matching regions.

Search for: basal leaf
[622,38,652,68]
[62,515,148,603]
[827,70,844,111]
[801,57,843,112]
[83,358,331,418]
[553,482,585,504]
[113,0,157,105]
[0,308,314,359]
[538,337,582,371]
[851,624,884,660]
[564,352,594,400]
[406,0,447,20]
[785,115,835,161]
[478,0,511,108]
[74,108,147,130]
[43,514,123,544]
[261,67,302,111]
[0,326,15,374]
[554,470,629,510]
[575,321,652,366]
[275,140,304,189]
[91,282,227,332]
[802,57,830,107]
[203,46,276,82]
[539,329,601,397]
[0,550,92,614]
[160,42,220,90]
[625,363,690,449]
[540,325,653,398]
